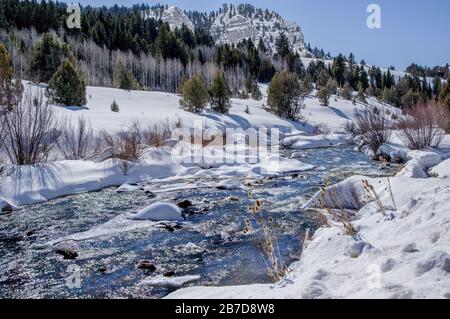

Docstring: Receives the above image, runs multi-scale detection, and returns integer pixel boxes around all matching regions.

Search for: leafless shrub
[57,117,95,160]
[0,87,58,165]
[143,119,174,147]
[354,108,392,153]
[100,120,143,171]
[313,123,331,135]
[396,102,448,150]
[343,121,357,136]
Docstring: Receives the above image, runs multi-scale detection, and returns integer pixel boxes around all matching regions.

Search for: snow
[431,158,450,178]
[116,183,143,193]
[377,142,443,178]
[282,134,352,149]
[138,275,201,289]
[51,85,307,134]
[130,202,184,221]
[0,149,185,206]
[166,145,450,299]
[215,179,242,190]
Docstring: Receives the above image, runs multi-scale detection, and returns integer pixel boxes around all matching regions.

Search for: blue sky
[64,0,450,71]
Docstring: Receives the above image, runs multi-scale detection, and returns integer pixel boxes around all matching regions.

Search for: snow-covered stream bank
[166,145,450,299]
[0,147,399,298]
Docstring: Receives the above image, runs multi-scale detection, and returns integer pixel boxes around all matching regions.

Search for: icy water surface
[0,147,400,298]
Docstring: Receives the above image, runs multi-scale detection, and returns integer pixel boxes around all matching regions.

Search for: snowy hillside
[46,84,398,135]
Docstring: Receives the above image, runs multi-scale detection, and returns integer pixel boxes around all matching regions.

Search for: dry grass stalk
[362,179,386,216]
[317,185,358,237]
[244,191,286,281]
[382,177,396,210]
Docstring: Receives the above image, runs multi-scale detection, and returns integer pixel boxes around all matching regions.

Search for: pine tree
[210,72,231,114]
[111,100,119,112]
[251,82,263,101]
[340,82,353,100]
[439,77,450,109]
[258,58,276,83]
[357,82,367,104]
[0,43,13,82]
[433,76,442,96]
[317,86,331,106]
[300,74,313,97]
[29,33,71,83]
[267,70,303,119]
[47,60,87,106]
[401,89,420,108]
[275,33,290,59]
[327,78,338,95]
[316,69,329,88]
[113,60,140,91]
[0,43,22,112]
[179,75,209,113]
[332,54,346,86]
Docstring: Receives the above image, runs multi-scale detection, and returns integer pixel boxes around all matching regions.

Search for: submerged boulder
[131,202,183,221]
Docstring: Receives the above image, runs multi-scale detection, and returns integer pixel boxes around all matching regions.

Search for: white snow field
[167,148,450,299]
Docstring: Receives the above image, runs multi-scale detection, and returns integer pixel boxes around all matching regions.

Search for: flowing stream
[0,147,400,298]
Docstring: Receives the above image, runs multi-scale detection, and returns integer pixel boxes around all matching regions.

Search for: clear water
[0,147,400,299]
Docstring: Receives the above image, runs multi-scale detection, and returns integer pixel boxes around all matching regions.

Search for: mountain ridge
[144,3,310,57]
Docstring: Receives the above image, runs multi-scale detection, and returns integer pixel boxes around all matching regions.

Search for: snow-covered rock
[161,6,194,31]
[282,134,352,149]
[396,159,429,178]
[209,5,308,56]
[216,179,241,190]
[395,150,442,178]
[430,158,450,178]
[138,275,201,288]
[130,202,183,221]
[0,199,17,213]
[174,242,204,255]
[116,183,143,193]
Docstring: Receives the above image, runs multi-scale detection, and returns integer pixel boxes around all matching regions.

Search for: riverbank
[166,143,450,299]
